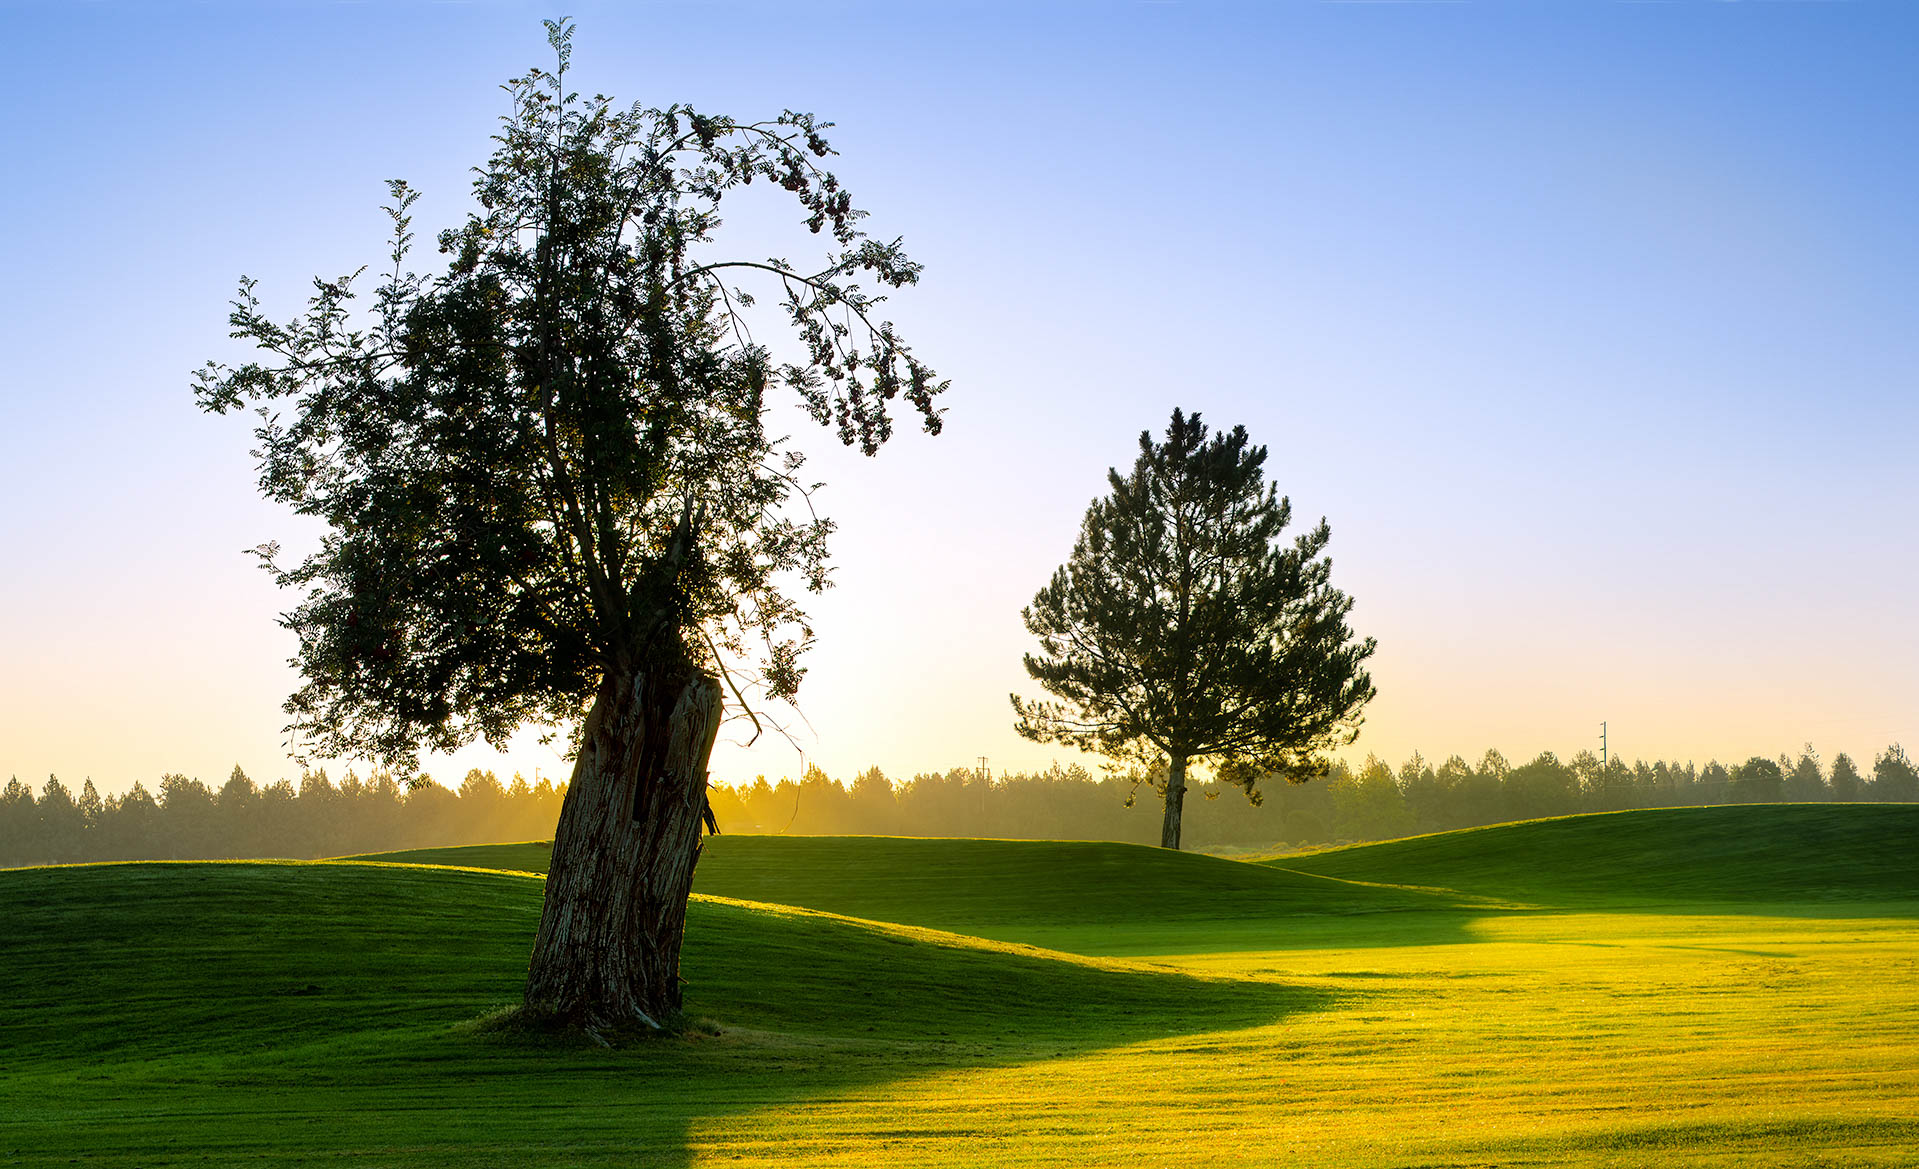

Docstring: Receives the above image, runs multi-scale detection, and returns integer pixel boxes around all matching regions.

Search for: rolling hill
[0,860,1313,1166]
[10,804,1919,1166]
[1273,804,1919,907]
[358,834,1491,955]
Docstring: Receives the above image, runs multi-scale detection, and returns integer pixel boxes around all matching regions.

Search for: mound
[2,862,1300,1056]
[1278,804,1919,907]
[358,835,1477,953]
[0,861,1314,1165]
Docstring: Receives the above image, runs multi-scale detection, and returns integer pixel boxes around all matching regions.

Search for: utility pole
[1599,722,1608,769]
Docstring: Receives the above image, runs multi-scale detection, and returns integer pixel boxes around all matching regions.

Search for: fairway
[6,807,1919,1166]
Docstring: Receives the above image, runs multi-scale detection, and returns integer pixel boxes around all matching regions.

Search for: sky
[2,0,1915,796]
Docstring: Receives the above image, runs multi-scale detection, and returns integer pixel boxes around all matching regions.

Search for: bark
[1160,752,1189,850]
[523,662,724,1029]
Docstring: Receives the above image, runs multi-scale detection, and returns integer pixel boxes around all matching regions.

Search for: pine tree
[1830,753,1864,801]
[1787,746,1826,802]
[1871,744,1918,802]
[1012,409,1375,849]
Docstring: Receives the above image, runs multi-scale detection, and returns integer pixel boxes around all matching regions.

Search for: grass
[359,835,1496,953]
[5,805,1919,1166]
[1275,803,1919,908]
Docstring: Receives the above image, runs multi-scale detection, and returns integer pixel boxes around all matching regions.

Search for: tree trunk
[523,662,724,1030]
[1160,752,1189,850]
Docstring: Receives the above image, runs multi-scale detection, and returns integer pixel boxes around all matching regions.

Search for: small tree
[1012,409,1375,849]
[1830,752,1864,801]
[1730,756,1784,803]
[1872,744,1918,802]
[1786,745,1826,802]
[195,22,945,1029]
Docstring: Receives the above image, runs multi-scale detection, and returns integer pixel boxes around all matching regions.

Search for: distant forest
[4,744,1916,868]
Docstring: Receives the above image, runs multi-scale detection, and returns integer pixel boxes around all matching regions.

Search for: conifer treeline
[0,768,564,869]
[4,744,1915,868]
[710,744,1919,848]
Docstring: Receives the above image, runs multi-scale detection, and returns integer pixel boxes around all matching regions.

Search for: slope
[359,835,1489,954]
[0,860,1315,1167]
[1277,803,1919,908]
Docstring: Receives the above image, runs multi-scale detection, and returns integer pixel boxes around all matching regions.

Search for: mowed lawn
[4,807,1918,1166]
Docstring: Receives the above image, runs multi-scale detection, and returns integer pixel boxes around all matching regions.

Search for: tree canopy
[195,19,946,773]
[1012,409,1376,848]
[195,19,948,1029]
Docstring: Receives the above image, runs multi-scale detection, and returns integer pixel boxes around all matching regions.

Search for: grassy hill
[1275,804,1919,908]
[0,860,1312,1166]
[12,805,1919,1166]
[358,835,1492,954]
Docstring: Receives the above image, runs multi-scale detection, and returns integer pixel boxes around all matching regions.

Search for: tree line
[0,767,564,869]
[710,744,1918,846]
[8,742,1912,868]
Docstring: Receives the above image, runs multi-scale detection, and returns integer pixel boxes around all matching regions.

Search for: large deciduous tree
[195,21,945,1031]
[1012,410,1374,850]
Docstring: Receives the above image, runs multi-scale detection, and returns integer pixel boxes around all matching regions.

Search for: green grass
[359,835,1492,954]
[1275,803,1919,908]
[7,805,1919,1166]
[0,861,1314,1167]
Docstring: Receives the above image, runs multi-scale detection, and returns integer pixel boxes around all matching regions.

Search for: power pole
[1599,722,1608,769]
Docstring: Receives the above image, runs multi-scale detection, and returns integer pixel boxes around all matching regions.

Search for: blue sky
[3,1,1915,792]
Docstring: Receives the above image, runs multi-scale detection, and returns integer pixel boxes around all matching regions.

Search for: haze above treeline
[6,742,1913,870]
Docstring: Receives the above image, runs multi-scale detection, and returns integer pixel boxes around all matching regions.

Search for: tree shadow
[360,836,1502,955]
[0,863,1336,1168]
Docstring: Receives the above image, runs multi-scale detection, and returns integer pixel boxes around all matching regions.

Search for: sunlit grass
[6,807,1919,1166]
[673,908,1919,1167]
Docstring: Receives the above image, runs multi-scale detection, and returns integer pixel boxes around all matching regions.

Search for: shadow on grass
[360,836,1504,956]
[0,862,1337,1168]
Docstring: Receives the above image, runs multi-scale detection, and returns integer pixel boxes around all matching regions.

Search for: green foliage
[1872,743,1918,801]
[1830,751,1865,800]
[1786,745,1827,801]
[17,735,1918,867]
[1331,755,1416,841]
[1730,755,1785,802]
[193,21,945,769]
[1012,409,1376,802]
[0,769,564,868]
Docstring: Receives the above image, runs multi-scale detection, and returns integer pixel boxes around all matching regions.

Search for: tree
[1399,751,1445,832]
[1872,744,1918,802]
[36,778,82,864]
[1729,756,1784,803]
[194,21,945,1030]
[1331,755,1413,841]
[1786,746,1826,802]
[1011,409,1376,849]
[848,766,898,835]
[1505,752,1578,820]
[1830,752,1864,801]
[0,778,31,867]
[1699,760,1732,802]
